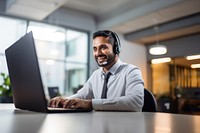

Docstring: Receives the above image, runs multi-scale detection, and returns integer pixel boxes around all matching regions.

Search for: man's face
[93,36,116,67]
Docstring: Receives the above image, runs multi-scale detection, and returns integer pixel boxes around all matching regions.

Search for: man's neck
[103,56,119,73]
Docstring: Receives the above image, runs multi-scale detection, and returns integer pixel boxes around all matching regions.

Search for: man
[49,30,144,111]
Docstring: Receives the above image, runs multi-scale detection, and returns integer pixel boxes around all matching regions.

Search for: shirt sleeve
[92,68,144,112]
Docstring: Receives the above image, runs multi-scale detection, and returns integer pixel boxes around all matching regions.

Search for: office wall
[119,36,148,88]
[45,7,148,86]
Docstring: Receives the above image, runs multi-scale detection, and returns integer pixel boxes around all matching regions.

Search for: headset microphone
[100,62,108,65]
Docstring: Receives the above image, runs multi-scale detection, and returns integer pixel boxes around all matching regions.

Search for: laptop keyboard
[48,107,76,110]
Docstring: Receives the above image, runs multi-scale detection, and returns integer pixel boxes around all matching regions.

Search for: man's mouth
[96,56,107,62]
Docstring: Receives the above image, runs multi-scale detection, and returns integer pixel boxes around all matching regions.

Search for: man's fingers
[55,98,63,107]
[48,97,56,107]
[63,99,78,108]
[49,98,92,110]
[49,97,65,108]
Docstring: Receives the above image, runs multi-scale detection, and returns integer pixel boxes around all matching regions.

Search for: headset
[111,31,121,54]
[93,30,121,54]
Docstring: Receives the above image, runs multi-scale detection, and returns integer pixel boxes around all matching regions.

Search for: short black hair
[92,30,115,45]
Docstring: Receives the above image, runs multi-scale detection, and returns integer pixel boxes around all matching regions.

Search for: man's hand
[48,97,66,108]
[48,97,92,110]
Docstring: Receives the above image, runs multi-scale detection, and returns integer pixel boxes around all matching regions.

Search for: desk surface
[1,104,200,133]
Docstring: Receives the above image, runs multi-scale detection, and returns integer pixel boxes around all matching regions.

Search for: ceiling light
[46,60,55,65]
[151,57,171,64]
[50,50,59,56]
[186,54,200,60]
[191,64,200,68]
[149,26,167,55]
[149,45,167,55]
[28,26,65,42]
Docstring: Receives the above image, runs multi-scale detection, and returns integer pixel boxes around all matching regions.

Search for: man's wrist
[85,99,93,109]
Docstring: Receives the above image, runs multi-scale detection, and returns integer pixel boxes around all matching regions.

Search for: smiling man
[49,30,144,111]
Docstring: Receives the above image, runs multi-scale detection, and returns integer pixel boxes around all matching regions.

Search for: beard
[95,53,116,67]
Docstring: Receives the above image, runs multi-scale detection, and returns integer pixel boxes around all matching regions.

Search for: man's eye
[101,46,107,50]
[93,48,97,51]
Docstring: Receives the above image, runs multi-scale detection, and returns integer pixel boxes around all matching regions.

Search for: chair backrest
[142,88,157,112]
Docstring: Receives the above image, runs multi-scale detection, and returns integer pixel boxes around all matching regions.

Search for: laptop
[5,31,92,113]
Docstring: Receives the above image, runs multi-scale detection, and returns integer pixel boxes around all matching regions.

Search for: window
[28,21,88,96]
[0,16,27,74]
[0,16,89,97]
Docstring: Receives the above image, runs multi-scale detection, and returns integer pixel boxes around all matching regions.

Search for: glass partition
[151,56,200,114]
[0,16,27,74]
[0,16,89,98]
[27,21,88,96]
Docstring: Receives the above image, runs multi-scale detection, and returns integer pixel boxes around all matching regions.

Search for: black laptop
[5,31,92,113]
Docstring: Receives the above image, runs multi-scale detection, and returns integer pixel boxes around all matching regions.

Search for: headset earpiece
[112,32,121,54]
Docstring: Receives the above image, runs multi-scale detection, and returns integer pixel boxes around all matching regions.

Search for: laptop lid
[5,32,49,113]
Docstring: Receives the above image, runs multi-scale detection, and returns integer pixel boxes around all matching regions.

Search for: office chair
[142,88,157,112]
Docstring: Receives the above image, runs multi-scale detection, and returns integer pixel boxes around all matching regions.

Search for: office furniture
[1,104,200,133]
[175,88,200,114]
[142,88,157,112]
[0,96,13,103]
[157,96,171,112]
[48,87,60,99]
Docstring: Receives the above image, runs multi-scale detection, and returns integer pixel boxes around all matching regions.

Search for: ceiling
[0,0,200,66]
[1,0,200,44]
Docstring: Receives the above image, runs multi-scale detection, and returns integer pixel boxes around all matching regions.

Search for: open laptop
[5,31,92,113]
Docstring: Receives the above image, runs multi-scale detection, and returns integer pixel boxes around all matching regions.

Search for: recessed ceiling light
[46,60,55,65]
[191,64,200,68]
[186,54,200,60]
[151,57,171,64]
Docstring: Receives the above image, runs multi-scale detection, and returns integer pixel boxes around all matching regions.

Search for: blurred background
[0,0,200,114]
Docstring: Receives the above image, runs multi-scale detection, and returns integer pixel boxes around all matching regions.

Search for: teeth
[98,56,106,59]
[97,57,106,62]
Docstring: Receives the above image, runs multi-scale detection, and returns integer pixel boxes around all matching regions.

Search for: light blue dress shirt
[69,59,144,111]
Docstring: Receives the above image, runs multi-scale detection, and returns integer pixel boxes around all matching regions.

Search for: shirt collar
[101,59,122,75]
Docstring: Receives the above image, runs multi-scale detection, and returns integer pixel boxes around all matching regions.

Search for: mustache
[95,54,107,59]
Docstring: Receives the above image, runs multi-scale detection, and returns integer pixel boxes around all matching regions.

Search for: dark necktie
[101,72,111,99]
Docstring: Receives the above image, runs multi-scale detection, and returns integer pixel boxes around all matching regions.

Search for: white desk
[0,104,200,133]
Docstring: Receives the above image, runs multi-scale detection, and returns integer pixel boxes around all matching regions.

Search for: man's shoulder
[117,62,141,76]
[119,63,142,79]
[121,62,139,71]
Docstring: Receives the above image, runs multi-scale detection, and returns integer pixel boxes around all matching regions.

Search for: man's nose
[95,49,102,56]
